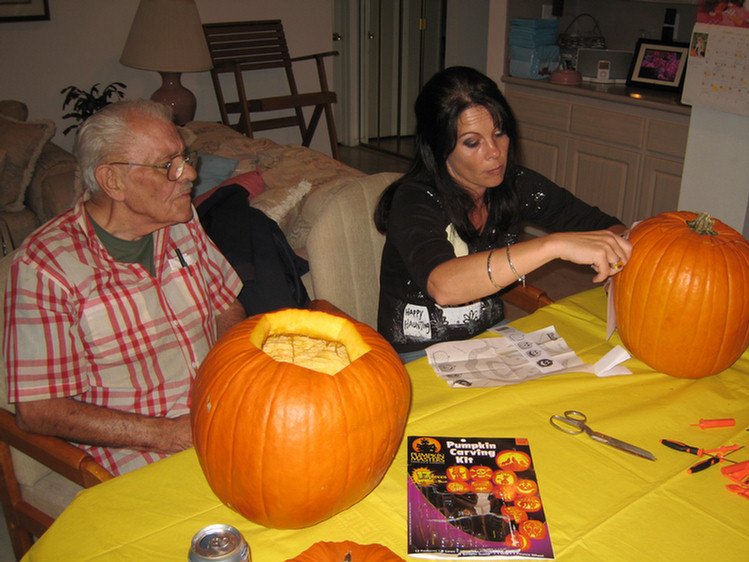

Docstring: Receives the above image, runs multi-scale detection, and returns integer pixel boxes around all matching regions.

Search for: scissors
[550,410,657,461]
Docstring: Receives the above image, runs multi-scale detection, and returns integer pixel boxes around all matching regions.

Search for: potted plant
[60,82,127,135]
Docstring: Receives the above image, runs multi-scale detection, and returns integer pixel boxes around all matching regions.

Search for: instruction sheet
[425,325,631,388]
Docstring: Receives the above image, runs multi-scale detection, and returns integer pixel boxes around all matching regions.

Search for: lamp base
[150,72,196,126]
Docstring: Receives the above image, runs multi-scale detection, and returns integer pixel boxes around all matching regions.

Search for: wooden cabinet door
[565,140,640,225]
[516,126,568,185]
[637,156,683,221]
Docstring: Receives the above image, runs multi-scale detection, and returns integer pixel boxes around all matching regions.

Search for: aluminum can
[189,524,250,562]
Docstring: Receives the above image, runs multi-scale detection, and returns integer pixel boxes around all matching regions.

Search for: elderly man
[3,100,245,476]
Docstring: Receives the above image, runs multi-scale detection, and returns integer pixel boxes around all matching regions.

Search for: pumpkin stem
[686,212,718,236]
[344,552,352,562]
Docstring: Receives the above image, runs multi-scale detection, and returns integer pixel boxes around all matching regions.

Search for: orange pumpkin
[286,541,405,562]
[191,309,411,529]
[613,211,749,378]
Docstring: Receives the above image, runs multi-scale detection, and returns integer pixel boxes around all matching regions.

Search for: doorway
[362,0,446,159]
[334,0,446,160]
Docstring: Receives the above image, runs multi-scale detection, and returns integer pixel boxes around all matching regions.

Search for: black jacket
[197,184,310,317]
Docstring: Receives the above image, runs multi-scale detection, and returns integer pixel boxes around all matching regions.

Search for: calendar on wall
[681,3,749,116]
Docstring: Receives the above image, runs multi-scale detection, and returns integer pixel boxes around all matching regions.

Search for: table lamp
[120,0,212,125]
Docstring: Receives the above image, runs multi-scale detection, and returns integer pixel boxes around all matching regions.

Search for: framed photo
[0,0,49,23]
[626,38,689,92]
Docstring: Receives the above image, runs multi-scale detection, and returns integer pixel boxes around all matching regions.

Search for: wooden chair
[502,283,554,312]
[0,250,113,561]
[304,174,553,331]
[203,20,341,159]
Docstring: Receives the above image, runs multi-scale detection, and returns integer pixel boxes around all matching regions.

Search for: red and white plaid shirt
[4,199,242,476]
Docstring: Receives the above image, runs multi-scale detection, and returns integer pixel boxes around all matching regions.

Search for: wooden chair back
[203,20,340,159]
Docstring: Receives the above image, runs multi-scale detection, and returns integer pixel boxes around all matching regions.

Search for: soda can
[189,524,250,562]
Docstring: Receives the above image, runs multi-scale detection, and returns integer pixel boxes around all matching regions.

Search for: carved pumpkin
[519,519,548,540]
[613,211,749,378]
[496,450,532,472]
[286,541,405,562]
[191,308,411,529]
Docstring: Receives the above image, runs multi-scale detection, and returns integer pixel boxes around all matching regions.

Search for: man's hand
[216,298,246,338]
[161,414,193,453]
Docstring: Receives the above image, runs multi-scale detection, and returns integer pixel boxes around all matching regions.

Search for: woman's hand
[428,229,632,306]
[545,230,633,283]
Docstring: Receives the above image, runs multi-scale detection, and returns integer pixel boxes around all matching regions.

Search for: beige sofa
[0,100,79,250]
[182,120,370,252]
[0,101,372,254]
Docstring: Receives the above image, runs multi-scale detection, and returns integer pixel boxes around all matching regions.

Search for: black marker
[175,249,192,276]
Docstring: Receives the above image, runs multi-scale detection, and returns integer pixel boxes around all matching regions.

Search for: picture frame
[626,38,689,93]
[0,0,50,23]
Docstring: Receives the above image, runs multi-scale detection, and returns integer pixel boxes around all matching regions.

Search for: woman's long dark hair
[374,66,521,245]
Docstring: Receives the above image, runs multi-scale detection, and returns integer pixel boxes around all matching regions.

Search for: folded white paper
[425,326,631,388]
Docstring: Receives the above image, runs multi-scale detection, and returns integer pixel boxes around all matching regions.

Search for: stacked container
[508,18,560,80]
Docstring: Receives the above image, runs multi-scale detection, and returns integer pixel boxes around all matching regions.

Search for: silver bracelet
[486,249,502,290]
[506,245,526,287]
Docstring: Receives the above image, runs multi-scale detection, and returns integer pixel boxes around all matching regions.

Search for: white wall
[445,0,490,72]
[679,107,749,237]
[0,0,335,154]
[486,0,509,84]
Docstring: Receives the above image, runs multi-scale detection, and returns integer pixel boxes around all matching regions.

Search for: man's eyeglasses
[108,151,198,181]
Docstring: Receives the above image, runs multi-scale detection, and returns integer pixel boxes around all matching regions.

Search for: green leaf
[60,81,127,134]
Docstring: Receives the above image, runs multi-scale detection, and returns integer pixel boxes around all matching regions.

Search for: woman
[374,66,631,356]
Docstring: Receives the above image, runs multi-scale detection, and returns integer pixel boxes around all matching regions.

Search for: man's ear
[94,164,127,202]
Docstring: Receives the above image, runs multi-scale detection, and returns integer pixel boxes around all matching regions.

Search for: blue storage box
[509,45,561,80]
[509,18,559,48]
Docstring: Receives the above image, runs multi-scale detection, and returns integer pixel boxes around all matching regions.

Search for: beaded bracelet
[506,245,526,287]
[486,248,502,290]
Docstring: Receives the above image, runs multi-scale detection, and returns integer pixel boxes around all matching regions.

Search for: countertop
[502,75,692,116]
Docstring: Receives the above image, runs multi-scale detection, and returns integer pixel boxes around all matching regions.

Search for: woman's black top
[378,167,622,353]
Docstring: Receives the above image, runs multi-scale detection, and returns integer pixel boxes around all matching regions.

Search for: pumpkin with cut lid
[191,308,411,529]
[612,211,749,378]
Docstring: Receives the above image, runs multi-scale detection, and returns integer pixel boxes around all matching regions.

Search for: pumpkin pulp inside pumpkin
[249,309,372,375]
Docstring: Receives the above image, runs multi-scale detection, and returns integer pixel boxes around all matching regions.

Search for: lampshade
[120,0,212,125]
[120,0,212,73]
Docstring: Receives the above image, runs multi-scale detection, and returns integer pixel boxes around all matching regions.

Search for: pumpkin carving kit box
[407,436,554,559]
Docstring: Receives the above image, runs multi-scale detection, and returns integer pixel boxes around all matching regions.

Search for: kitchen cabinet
[503,78,690,227]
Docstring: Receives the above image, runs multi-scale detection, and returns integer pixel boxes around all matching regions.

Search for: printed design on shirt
[403,303,431,340]
[437,301,482,326]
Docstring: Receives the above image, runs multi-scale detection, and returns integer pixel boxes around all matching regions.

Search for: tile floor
[0,145,597,562]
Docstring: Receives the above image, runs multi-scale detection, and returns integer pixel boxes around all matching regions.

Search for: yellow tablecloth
[23,288,749,561]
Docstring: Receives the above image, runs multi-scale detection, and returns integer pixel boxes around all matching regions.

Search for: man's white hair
[74,99,174,194]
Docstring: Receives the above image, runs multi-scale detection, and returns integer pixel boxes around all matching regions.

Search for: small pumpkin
[191,308,411,529]
[613,211,749,378]
[285,541,405,562]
